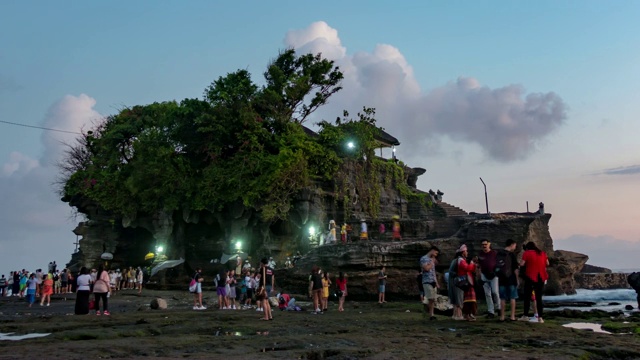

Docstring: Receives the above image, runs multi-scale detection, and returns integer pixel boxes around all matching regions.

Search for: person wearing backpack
[192,268,205,310]
[477,239,501,318]
[497,239,519,321]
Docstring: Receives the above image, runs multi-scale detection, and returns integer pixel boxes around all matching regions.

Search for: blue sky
[1,1,639,273]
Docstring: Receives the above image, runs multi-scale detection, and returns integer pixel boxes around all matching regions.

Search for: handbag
[453,275,470,290]
[335,289,343,298]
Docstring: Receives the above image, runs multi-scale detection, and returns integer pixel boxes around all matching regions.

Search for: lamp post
[479,177,489,214]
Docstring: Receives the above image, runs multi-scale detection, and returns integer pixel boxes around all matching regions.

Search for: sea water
[544,288,637,312]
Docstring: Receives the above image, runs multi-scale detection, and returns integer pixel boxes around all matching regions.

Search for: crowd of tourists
[0,262,147,315]
[419,239,550,323]
[188,256,349,320]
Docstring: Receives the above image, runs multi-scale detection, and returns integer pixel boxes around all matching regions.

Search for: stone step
[436,202,468,216]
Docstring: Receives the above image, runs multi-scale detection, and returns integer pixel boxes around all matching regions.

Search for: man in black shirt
[498,239,519,321]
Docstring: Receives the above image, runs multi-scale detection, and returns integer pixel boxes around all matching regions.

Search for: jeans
[481,273,500,314]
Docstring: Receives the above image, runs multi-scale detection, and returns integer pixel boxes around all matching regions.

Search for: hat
[244,260,249,263]
[458,244,468,252]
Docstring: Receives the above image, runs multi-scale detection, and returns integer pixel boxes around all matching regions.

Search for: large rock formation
[276,213,589,297]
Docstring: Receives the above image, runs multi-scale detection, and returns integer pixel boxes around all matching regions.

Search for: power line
[0,119,82,135]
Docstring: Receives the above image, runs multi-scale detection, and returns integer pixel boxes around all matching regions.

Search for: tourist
[254,272,262,311]
[263,259,275,296]
[75,267,92,314]
[335,272,348,312]
[259,258,273,320]
[498,239,519,321]
[53,270,61,294]
[419,246,440,320]
[40,273,53,307]
[627,272,640,309]
[136,267,144,294]
[321,271,331,311]
[93,265,111,315]
[227,269,238,310]
[35,269,45,298]
[13,271,20,297]
[25,273,37,307]
[6,272,13,296]
[416,270,424,303]
[392,216,401,241]
[128,267,135,289]
[65,269,73,293]
[378,222,386,241]
[309,265,323,314]
[477,239,500,318]
[340,223,347,244]
[109,270,118,296]
[192,267,205,310]
[115,269,122,291]
[0,274,6,297]
[519,242,549,323]
[327,220,337,243]
[244,271,255,309]
[214,267,228,310]
[448,250,464,320]
[456,244,478,321]
[19,270,27,297]
[378,266,387,304]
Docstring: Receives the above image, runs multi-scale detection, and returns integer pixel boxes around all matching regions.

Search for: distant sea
[544,268,639,312]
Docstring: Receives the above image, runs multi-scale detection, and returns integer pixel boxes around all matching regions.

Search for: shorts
[379,285,385,293]
[499,285,518,301]
[217,287,227,297]
[266,285,272,296]
[195,283,202,294]
[228,286,236,298]
[61,281,68,288]
[422,283,437,301]
[246,288,254,299]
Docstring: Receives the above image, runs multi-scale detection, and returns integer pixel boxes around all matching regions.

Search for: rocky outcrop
[547,250,589,295]
[581,264,612,274]
[574,273,631,290]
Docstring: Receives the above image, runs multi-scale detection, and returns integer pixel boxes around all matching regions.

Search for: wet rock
[150,298,167,310]
[625,305,634,310]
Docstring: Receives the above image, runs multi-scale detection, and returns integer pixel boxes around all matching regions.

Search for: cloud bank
[0,94,100,272]
[600,164,640,176]
[285,21,567,162]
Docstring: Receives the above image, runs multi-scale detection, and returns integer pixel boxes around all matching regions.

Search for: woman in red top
[456,244,478,321]
[519,242,549,323]
[335,272,348,312]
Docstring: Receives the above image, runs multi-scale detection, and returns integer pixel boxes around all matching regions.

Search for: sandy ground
[1,289,640,359]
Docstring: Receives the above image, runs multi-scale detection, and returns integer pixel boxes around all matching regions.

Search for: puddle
[0,332,51,341]
[563,322,611,334]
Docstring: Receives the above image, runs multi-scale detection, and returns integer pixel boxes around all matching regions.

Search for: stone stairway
[436,201,468,217]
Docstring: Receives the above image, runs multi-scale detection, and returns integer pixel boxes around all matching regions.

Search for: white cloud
[285,21,567,162]
[40,94,101,166]
[0,94,100,273]
[1,151,39,177]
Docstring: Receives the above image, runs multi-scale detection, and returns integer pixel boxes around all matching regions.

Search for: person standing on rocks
[419,246,440,320]
[259,258,273,320]
[519,242,548,323]
[477,239,501,319]
[627,272,640,309]
[497,239,519,321]
[378,266,387,304]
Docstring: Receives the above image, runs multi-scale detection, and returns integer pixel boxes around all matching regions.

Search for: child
[244,272,254,309]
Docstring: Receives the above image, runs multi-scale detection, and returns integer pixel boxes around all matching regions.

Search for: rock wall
[574,273,631,290]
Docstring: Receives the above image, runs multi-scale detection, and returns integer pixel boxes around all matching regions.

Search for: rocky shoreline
[1,289,640,359]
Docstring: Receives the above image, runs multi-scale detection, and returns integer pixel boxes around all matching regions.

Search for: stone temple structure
[63,129,612,297]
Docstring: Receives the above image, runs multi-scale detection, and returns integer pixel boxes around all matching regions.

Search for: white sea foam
[0,332,51,341]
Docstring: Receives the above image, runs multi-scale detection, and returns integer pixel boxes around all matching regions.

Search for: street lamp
[156,245,164,254]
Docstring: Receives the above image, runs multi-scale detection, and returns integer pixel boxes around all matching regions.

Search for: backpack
[188,276,198,293]
[494,250,512,279]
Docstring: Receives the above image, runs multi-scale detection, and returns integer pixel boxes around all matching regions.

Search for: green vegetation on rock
[59,49,423,223]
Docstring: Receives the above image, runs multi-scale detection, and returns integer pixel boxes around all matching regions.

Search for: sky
[1,1,639,273]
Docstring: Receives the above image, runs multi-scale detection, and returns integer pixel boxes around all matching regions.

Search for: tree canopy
[60,49,411,222]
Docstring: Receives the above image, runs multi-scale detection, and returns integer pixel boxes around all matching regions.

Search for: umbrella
[150,258,185,278]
